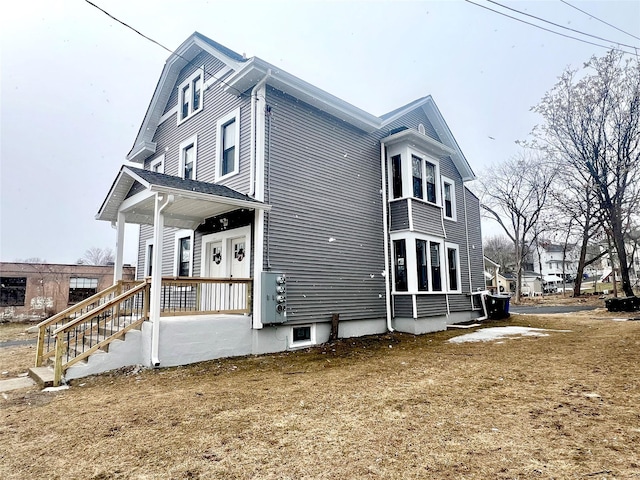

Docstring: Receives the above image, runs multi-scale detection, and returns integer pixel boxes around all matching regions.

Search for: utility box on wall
[261,272,287,324]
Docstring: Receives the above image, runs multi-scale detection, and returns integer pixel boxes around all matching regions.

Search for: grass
[0,322,38,377]
[1,311,639,479]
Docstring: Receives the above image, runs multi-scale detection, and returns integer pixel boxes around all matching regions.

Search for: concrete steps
[28,366,55,388]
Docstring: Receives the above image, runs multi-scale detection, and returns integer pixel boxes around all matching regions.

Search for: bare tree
[79,247,115,266]
[479,150,556,302]
[531,51,640,297]
[483,235,516,273]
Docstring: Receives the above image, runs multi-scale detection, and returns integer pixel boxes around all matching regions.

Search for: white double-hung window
[179,135,198,180]
[216,108,241,181]
[178,67,204,124]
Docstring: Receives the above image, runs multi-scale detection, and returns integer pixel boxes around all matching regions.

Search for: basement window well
[290,324,315,348]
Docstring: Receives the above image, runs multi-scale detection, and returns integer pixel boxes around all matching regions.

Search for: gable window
[391,155,402,199]
[178,68,204,123]
[425,161,436,203]
[216,108,241,181]
[442,177,456,220]
[1,277,26,306]
[179,135,197,180]
[416,240,428,291]
[447,246,460,291]
[393,239,408,292]
[412,155,423,199]
[69,278,98,304]
[174,230,194,277]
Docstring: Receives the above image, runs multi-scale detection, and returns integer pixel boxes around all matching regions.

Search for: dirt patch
[1,314,639,479]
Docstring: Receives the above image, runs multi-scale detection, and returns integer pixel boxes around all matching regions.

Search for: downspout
[463,183,488,320]
[151,193,174,367]
[380,142,393,332]
[249,70,272,197]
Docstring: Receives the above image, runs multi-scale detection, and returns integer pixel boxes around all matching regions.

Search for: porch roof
[96,166,270,229]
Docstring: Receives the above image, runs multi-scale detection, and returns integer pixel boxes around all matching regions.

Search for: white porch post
[113,211,126,283]
[150,193,172,367]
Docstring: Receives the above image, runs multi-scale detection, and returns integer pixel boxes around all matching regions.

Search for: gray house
[34,32,485,384]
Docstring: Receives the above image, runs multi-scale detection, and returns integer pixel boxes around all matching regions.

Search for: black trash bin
[485,293,511,319]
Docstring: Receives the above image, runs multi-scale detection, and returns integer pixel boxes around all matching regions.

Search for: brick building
[0,263,135,322]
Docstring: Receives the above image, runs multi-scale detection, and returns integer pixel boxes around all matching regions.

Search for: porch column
[113,211,126,283]
[150,193,173,367]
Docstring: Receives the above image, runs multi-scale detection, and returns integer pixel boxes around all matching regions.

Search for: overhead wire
[484,0,638,50]
[464,0,638,57]
[83,0,248,97]
[560,0,640,42]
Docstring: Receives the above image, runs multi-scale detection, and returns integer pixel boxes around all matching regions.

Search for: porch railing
[159,277,252,316]
[34,280,143,367]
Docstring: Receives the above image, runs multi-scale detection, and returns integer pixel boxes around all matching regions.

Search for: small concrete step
[28,366,55,388]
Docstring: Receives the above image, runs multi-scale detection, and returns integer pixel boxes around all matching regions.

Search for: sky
[1,0,639,266]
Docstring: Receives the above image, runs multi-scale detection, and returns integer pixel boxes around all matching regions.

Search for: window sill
[215,171,239,183]
[177,107,203,126]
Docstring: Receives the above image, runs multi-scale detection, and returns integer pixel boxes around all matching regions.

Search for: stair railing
[35,280,142,367]
[51,279,151,386]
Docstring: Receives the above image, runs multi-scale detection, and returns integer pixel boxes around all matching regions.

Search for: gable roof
[96,166,269,229]
[126,32,475,181]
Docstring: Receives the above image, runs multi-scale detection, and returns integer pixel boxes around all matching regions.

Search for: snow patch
[448,326,571,344]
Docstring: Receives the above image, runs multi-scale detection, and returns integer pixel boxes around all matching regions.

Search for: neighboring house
[0,262,135,321]
[34,32,485,384]
[534,242,579,281]
[521,271,543,297]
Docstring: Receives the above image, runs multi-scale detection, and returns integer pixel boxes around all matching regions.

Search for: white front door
[200,226,251,312]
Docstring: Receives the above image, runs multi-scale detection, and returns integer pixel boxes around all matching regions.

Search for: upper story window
[178,68,204,124]
[150,155,165,174]
[392,152,439,204]
[179,135,198,180]
[425,161,436,203]
[216,108,241,181]
[391,155,402,199]
[412,155,423,199]
[441,177,456,220]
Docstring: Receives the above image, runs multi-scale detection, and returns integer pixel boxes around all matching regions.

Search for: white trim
[173,229,195,277]
[159,106,177,125]
[150,154,165,174]
[144,239,154,278]
[177,66,205,125]
[179,135,198,180]
[412,295,417,319]
[390,231,448,295]
[407,198,414,231]
[200,226,252,279]
[441,176,457,221]
[252,210,265,328]
[289,324,316,348]
[445,242,462,294]
[204,66,232,90]
[216,107,241,181]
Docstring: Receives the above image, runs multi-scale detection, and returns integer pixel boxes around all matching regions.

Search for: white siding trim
[159,106,177,125]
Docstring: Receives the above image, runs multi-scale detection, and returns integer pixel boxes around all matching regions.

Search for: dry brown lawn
[1,310,639,479]
[0,322,38,377]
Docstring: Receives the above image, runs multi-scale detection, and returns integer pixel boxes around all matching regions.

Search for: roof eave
[225,58,381,133]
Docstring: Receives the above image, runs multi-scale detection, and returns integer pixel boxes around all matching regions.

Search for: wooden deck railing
[34,280,142,367]
[159,277,252,316]
[42,276,252,386]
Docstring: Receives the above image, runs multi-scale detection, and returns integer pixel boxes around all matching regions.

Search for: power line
[560,0,640,42]
[83,0,248,97]
[485,0,638,50]
[464,0,638,57]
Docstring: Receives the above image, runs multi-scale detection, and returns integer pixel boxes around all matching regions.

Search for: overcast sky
[1,0,639,265]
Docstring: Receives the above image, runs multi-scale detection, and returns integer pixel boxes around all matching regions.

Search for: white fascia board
[148,185,272,212]
[379,97,431,126]
[226,58,381,132]
[382,129,456,157]
[128,141,158,163]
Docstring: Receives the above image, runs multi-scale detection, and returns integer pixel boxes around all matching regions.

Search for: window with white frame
[412,155,423,199]
[441,176,456,220]
[178,67,204,123]
[290,324,316,348]
[393,239,408,292]
[145,241,154,277]
[216,108,240,181]
[446,244,461,292]
[150,155,165,174]
[174,230,194,277]
[429,241,442,291]
[391,155,402,199]
[179,135,197,180]
[425,161,437,203]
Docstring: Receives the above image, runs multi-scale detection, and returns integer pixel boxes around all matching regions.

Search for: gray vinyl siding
[145,53,252,194]
[389,200,409,231]
[412,200,444,236]
[393,295,413,318]
[416,294,447,317]
[264,87,386,324]
[465,187,485,292]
